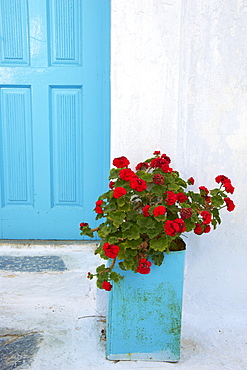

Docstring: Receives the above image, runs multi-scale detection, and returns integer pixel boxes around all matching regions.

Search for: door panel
[0,0,110,239]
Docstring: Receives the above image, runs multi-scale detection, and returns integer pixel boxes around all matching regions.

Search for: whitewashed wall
[111,0,247,314]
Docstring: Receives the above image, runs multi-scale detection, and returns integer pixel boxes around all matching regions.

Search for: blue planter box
[106,250,185,362]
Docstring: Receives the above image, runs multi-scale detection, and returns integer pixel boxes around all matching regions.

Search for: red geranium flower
[161,154,171,163]
[136,258,152,274]
[113,156,130,168]
[180,208,193,219]
[113,187,127,198]
[161,163,173,173]
[153,173,165,185]
[102,281,112,291]
[96,200,103,206]
[95,200,103,214]
[199,186,209,194]
[164,219,186,236]
[80,222,88,228]
[201,211,212,225]
[150,157,170,169]
[204,225,211,233]
[136,162,149,171]
[102,242,120,258]
[153,205,166,217]
[223,180,235,194]
[176,192,188,203]
[215,175,229,184]
[194,223,203,235]
[188,177,195,185]
[119,168,136,181]
[142,205,151,217]
[165,191,177,205]
[130,177,147,192]
[224,197,235,211]
[109,181,115,189]
[153,150,161,155]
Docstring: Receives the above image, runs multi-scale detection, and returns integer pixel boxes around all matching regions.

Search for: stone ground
[0,241,246,370]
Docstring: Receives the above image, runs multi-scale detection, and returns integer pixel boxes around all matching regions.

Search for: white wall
[111,0,247,315]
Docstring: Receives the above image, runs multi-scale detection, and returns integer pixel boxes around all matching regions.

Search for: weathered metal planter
[106,250,185,362]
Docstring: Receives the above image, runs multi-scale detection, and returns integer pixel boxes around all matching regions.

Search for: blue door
[0,0,110,239]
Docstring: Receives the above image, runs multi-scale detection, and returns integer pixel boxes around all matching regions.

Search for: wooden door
[0,0,110,239]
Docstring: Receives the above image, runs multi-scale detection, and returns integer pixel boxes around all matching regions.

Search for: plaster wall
[111,0,247,314]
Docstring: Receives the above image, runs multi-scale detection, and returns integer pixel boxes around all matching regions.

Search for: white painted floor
[0,242,246,370]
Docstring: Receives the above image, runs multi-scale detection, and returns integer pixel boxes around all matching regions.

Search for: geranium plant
[80,151,235,291]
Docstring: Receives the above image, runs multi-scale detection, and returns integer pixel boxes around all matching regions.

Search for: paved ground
[0,241,246,370]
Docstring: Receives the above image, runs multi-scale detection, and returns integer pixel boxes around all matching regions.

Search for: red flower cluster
[153,173,165,185]
[102,281,112,291]
[109,181,115,189]
[153,205,166,217]
[199,186,211,203]
[165,191,177,205]
[80,222,88,228]
[176,192,188,203]
[194,223,203,235]
[136,162,149,171]
[102,242,120,258]
[224,197,235,211]
[199,186,209,194]
[95,200,103,214]
[142,205,151,217]
[150,157,170,169]
[136,258,152,274]
[188,177,195,185]
[201,211,212,225]
[113,187,127,198]
[180,208,193,219]
[119,168,135,181]
[113,156,130,168]
[130,177,147,192]
[215,175,235,194]
[164,218,186,236]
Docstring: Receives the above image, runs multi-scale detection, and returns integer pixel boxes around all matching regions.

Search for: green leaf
[212,208,221,224]
[108,210,126,228]
[126,210,139,222]
[97,224,111,238]
[146,223,164,238]
[151,184,165,197]
[188,191,204,204]
[121,221,133,232]
[184,218,196,232]
[122,224,140,240]
[121,238,142,250]
[98,191,111,200]
[137,216,156,229]
[96,264,107,273]
[108,236,120,244]
[211,195,224,207]
[210,189,220,196]
[137,172,154,182]
[117,197,125,207]
[211,218,217,229]
[167,183,180,191]
[109,168,120,179]
[104,201,118,213]
[150,235,169,251]
[110,271,122,283]
[176,178,187,188]
[150,251,164,266]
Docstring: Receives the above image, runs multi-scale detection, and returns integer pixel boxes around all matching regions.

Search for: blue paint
[0,255,67,272]
[106,251,185,362]
[0,0,110,239]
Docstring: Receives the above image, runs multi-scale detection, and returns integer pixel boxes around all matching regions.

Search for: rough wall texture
[111,0,247,314]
